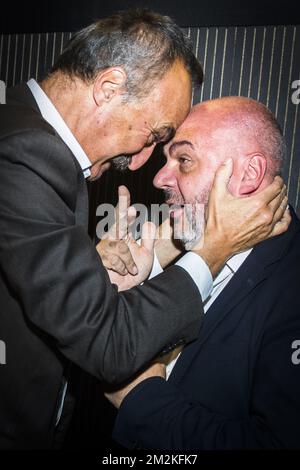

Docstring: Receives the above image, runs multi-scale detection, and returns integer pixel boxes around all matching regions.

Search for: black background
[0,0,300,33]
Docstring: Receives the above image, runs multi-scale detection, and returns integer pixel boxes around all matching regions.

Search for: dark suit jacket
[113,209,300,450]
[0,84,204,449]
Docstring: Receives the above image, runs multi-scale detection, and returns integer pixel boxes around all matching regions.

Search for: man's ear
[239,154,267,195]
[93,67,127,106]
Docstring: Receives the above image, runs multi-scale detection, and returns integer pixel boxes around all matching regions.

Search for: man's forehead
[164,118,199,153]
[154,62,192,125]
[166,104,238,147]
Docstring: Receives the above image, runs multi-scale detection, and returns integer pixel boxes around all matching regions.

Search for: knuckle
[281,220,290,231]
[274,178,283,190]
[284,222,290,231]
[274,181,281,192]
[102,257,112,269]
[110,254,119,265]
[254,199,262,211]
[261,209,272,225]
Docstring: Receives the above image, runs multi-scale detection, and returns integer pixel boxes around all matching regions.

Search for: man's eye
[178,155,190,164]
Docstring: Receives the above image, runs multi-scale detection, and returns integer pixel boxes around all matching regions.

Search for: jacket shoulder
[0,103,56,140]
[0,105,81,212]
[0,102,79,175]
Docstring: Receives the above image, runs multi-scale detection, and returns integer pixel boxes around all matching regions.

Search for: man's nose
[128,144,155,171]
[153,165,177,189]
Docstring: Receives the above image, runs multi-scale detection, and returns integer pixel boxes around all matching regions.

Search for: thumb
[141,222,156,252]
[212,158,233,198]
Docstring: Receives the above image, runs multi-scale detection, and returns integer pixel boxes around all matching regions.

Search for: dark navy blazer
[113,208,300,450]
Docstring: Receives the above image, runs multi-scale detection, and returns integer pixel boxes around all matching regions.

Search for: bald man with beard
[105,96,300,450]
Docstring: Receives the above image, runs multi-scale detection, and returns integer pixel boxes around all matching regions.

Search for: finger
[268,206,291,238]
[116,185,131,239]
[106,185,131,239]
[253,176,284,208]
[157,217,173,240]
[118,242,138,275]
[268,184,286,215]
[141,221,156,252]
[127,205,137,228]
[249,185,286,232]
[109,254,128,275]
[101,256,114,271]
[271,196,288,225]
[210,158,234,199]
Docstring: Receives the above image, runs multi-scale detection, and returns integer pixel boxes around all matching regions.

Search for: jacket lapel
[170,208,300,385]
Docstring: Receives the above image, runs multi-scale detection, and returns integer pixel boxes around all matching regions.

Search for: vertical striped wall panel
[0,27,299,447]
[186,26,300,215]
[0,27,299,222]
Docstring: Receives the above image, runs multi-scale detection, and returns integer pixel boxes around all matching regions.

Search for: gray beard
[164,189,207,250]
[111,155,132,171]
[179,202,206,250]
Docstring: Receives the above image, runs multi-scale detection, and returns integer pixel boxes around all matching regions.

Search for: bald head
[187,96,285,177]
[154,96,286,249]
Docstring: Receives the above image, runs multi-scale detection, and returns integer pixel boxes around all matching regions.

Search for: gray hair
[51,8,203,100]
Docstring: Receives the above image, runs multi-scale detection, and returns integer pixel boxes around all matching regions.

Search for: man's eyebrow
[168,140,195,155]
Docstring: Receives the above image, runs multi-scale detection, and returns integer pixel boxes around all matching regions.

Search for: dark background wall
[1,0,300,32]
[0,0,300,450]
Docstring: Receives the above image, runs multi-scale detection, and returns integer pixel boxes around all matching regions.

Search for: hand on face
[191,158,291,277]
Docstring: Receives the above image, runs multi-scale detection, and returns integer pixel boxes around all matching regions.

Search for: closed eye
[178,155,191,164]
[149,126,175,145]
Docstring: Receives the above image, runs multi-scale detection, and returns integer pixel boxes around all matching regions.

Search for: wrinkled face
[153,108,241,249]
[89,60,192,180]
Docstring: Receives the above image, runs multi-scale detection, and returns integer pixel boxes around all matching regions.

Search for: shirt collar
[27,78,92,178]
[213,248,253,287]
[226,249,253,273]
